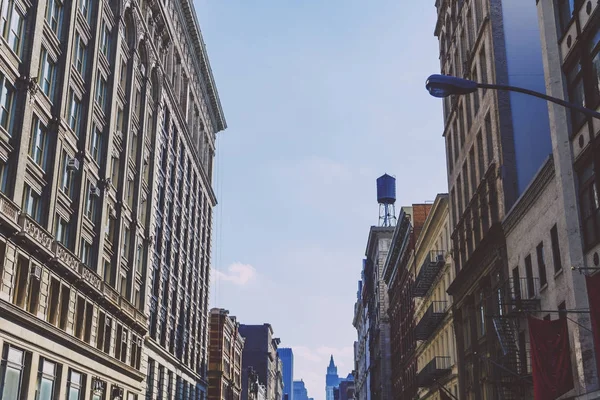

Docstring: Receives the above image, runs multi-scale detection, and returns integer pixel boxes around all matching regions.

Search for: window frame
[29,117,48,170]
[0,344,26,399]
[39,48,57,101]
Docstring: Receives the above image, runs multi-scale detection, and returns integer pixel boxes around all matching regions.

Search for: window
[134,285,141,309]
[558,0,583,35]
[0,161,7,194]
[67,370,83,400]
[23,185,42,223]
[45,0,62,36]
[69,91,82,136]
[116,107,124,133]
[80,240,92,267]
[29,117,48,169]
[96,312,110,352]
[47,277,60,325]
[37,359,57,400]
[85,182,98,222]
[60,152,74,198]
[59,285,70,330]
[134,87,142,118]
[26,264,40,314]
[120,271,128,298]
[95,74,108,112]
[566,25,600,131]
[115,325,127,362]
[12,256,28,308]
[558,301,567,318]
[129,132,138,161]
[0,74,16,135]
[127,179,134,208]
[39,48,57,100]
[551,224,563,272]
[566,61,586,130]
[447,134,453,172]
[103,259,112,284]
[90,126,102,163]
[100,21,110,58]
[74,296,85,339]
[469,146,477,195]
[55,215,70,246]
[1,345,26,399]
[119,58,127,89]
[73,32,87,75]
[537,242,547,287]
[479,45,487,85]
[525,255,535,299]
[111,155,119,187]
[123,225,130,258]
[136,244,143,274]
[1,1,24,56]
[485,114,493,164]
[78,0,92,23]
[578,159,600,248]
[476,131,484,179]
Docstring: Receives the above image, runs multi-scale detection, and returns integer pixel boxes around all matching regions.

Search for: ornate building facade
[208,309,245,400]
[434,0,552,398]
[411,195,459,400]
[0,0,225,398]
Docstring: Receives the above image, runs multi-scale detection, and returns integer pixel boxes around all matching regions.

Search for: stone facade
[0,0,225,399]
[359,226,394,400]
[239,324,283,400]
[208,309,245,400]
[412,195,459,400]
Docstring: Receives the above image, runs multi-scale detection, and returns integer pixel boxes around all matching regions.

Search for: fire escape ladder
[492,317,527,400]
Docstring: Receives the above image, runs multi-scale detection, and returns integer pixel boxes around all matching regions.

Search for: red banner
[528,315,574,400]
[586,273,600,378]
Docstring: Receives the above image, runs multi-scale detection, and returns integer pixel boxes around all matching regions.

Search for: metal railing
[508,277,540,302]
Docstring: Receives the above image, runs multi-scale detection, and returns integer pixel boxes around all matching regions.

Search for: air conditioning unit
[66,157,80,171]
[89,185,101,197]
[30,264,42,280]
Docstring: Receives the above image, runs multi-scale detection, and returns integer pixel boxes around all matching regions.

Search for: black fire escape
[491,277,538,400]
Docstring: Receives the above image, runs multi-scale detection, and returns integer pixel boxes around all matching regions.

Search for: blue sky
[193,1,447,398]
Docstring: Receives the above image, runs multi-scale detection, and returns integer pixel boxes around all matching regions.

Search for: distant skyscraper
[293,380,311,400]
[278,348,294,400]
[239,324,284,400]
[326,355,341,400]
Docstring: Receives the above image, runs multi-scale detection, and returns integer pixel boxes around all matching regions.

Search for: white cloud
[215,262,257,286]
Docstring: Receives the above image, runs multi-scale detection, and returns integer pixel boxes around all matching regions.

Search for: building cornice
[179,0,227,133]
[502,156,555,235]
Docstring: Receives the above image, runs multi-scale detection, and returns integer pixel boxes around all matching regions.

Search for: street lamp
[425,74,600,120]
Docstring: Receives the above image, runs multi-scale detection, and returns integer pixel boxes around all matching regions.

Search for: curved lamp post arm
[477,82,600,120]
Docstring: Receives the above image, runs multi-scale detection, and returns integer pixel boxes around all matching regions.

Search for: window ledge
[554,268,564,279]
[540,282,548,293]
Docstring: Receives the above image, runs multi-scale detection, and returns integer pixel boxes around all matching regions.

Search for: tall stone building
[381,204,431,400]
[137,0,225,398]
[352,263,370,400]
[0,0,225,399]
[359,225,394,400]
[411,195,458,400]
[208,309,245,400]
[433,0,553,398]
[239,324,284,400]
